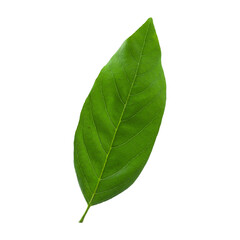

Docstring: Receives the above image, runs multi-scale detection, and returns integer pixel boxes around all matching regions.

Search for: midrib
[79,21,150,222]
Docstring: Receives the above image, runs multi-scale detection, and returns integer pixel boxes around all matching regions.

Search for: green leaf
[74,18,166,222]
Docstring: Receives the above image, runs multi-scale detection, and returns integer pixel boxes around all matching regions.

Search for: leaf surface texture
[74,18,166,222]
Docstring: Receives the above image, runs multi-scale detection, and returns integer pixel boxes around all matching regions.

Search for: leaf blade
[74,17,166,222]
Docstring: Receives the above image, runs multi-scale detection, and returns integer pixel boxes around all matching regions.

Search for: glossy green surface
[74,18,166,222]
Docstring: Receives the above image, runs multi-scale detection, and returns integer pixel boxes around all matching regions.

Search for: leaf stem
[79,204,91,223]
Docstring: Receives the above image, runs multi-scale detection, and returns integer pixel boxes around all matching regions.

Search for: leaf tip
[147,17,153,23]
[145,17,154,28]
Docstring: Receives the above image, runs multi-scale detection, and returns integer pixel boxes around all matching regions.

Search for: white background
[0,0,239,239]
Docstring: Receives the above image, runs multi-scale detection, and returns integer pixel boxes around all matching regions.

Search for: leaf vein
[75,150,93,196]
[95,176,136,195]
[129,78,159,97]
[82,130,99,179]
[109,67,125,105]
[101,145,151,180]
[136,60,160,76]
[100,76,117,128]
[112,114,159,148]
[122,91,161,122]
[89,95,108,154]
[116,52,131,84]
